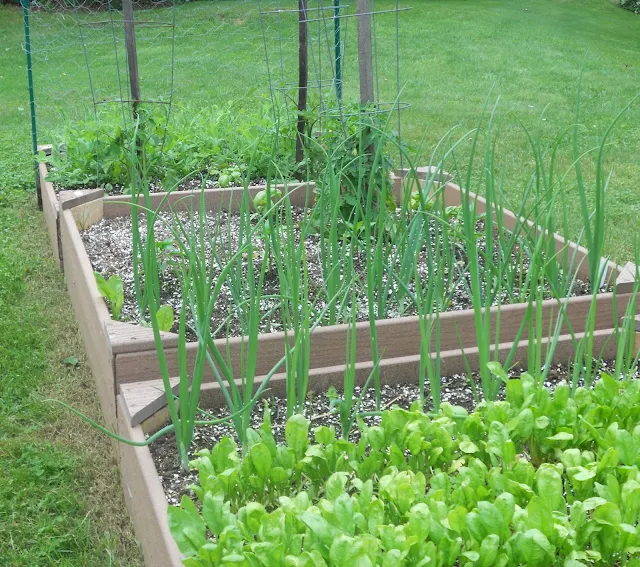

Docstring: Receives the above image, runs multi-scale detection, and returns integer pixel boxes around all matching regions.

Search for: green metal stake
[334,0,342,101]
[21,0,41,209]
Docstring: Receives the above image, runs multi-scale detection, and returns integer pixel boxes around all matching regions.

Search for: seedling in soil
[94,271,124,320]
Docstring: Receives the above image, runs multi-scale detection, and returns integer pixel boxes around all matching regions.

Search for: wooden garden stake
[122,0,143,190]
[122,0,141,118]
[296,0,309,170]
[356,0,375,196]
[356,0,374,105]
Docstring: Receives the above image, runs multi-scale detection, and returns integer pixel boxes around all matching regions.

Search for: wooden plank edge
[39,161,62,267]
[107,319,179,354]
[102,181,317,219]
[59,188,105,211]
[61,208,118,427]
[616,262,638,295]
[114,290,635,386]
[117,395,183,567]
[126,326,617,432]
[37,144,53,156]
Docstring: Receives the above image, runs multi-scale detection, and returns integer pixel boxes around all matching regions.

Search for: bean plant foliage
[170,373,640,567]
[42,101,297,191]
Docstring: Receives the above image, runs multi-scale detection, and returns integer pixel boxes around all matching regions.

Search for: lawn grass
[0,187,143,565]
[0,0,638,561]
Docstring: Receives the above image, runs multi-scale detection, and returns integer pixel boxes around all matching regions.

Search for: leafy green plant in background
[309,105,396,239]
[44,101,297,191]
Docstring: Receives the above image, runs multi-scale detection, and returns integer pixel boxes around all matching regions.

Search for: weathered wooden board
[117,396,183,567]
[113,291,636,387]
[39,162,61,267]
[60,209,118,430]
[130,326,617,430]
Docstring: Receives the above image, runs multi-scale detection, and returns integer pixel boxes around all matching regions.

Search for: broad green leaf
[251,542,285,566]
[525,496,553,538]
[460,439,479,454]
[536,464,564,512]
[494,492,516,525]
[167,496,207,556]
[466,511,485,542]
[238,502,266,536]
[329,535,355,565]
[156,304,174,332]
[596,447,619,473]
[478,534,500,567]
[333,493,355,536]
[94,271,124,320]
[366,499,385,534]
[202,492,233,535]
[287,551,329,567]
[270,466,288,484]
[552,381,570,407]
[582,497,608,511]
[561,449,582,469]
[300,511,334,548]
[515,529,555,566]
[616,429,639,465]
[621,479,640,523]
[462,551,480,562]
[382,549,408,567]
[487,361,509,383]
[447,505,467,534]
[408,503,431,541]
[593,502,622,527]
[285,414,309,455]
[477,501,505,538]
[535,416,549,429]
[572,467,596,483]
[505,378,524,407]
[512,408,534,439]
[249,443,272,481]
[314,426,336,446]
[546,432,573,442]
[325,472,348,502]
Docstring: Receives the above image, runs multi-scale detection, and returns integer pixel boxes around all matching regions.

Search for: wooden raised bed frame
[44,161,638,566]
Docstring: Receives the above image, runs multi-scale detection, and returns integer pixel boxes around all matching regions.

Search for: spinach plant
[94,272,124,320]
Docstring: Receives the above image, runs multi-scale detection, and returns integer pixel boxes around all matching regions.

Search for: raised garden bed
[48,160,639,566]
[56,175,635,417]
[119,355,640,566]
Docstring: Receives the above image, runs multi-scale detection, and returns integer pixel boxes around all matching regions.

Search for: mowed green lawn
[0,0,639,563]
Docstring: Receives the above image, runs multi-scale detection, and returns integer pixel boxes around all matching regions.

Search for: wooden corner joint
[59,188,104,211]
[615,261,638,295]
[37,144,53,156]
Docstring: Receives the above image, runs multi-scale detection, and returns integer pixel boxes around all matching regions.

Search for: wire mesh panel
[258,0,408,158]
[27,0,273,143]
[25,0,409,188]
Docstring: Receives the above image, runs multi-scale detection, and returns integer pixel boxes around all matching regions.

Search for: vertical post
[122,0,140,118]
[122,0,142,190]
[296,0,309,169]
[21,0,41,209]
[356,0,374,105]
[334,0,342,101]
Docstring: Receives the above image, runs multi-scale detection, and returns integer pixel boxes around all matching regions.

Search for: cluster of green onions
[58,99,640,473]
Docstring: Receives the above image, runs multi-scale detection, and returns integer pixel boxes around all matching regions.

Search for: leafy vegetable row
[170,373,640,566]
